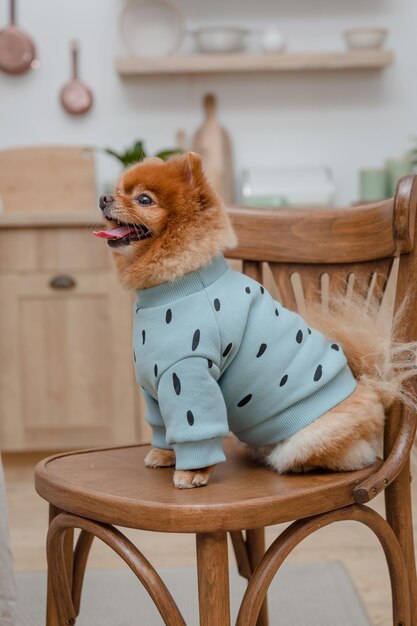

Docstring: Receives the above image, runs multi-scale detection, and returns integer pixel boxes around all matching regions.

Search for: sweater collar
[135,255,229,308]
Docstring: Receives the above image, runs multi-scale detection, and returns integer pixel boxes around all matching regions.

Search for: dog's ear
[181,151,203,184]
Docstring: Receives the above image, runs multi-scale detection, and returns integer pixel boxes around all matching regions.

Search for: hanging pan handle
[9,0,15,26]
[71,40,79,79]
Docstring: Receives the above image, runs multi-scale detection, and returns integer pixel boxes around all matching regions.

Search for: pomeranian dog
[94,152,417,489]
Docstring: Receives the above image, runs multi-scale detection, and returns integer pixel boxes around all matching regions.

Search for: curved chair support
[72,530,94,616]
[236,504,410,626]
[354,403,417,504]
[47,512,186,626]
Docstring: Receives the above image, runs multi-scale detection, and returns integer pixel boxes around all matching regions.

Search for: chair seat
[35,437,381,533]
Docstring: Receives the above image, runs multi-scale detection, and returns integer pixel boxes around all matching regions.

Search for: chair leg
[46,505,74,626]
[385,459,417,625]
[247,529,269,626]
[196,532,230,626]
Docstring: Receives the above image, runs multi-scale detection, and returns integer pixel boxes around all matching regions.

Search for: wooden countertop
[0,212,104,228]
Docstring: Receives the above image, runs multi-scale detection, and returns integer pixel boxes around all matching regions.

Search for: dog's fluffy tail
[302,289,417,411]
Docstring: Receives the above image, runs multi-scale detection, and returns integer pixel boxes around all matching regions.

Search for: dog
[94,152,417,489]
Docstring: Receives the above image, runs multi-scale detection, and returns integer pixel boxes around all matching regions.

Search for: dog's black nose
[99,194,114,211]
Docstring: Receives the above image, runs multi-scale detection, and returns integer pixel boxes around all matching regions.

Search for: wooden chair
[35,176,417,626]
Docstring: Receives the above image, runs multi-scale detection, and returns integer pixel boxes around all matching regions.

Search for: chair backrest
[226,175,417,503]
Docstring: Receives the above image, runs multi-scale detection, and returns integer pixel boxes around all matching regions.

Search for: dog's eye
[137,194,153,206]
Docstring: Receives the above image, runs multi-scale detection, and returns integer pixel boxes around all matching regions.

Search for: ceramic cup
[385,157,412,197]
[359,168,388,202]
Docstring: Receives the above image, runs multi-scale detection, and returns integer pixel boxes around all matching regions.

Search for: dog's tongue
[93,225,136,240]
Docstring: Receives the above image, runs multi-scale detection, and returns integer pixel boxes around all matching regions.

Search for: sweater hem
[173,438,226,470]
[235,365,357,446]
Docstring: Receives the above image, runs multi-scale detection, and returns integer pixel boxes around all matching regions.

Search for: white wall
[0,0,416,204]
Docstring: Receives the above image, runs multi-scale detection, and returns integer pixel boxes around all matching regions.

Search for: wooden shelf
[116,50,394,77]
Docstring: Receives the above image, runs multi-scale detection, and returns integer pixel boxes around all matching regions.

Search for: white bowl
[119,0,185,57]
[344,28,388,50]
[193,27,249,54]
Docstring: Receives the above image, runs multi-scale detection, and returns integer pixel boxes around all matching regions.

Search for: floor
[4,451,417,626]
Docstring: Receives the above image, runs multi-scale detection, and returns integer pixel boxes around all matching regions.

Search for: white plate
[120,0,185,57]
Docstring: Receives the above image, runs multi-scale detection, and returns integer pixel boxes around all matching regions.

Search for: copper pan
[0,0,36,75]
[60,40,93,116]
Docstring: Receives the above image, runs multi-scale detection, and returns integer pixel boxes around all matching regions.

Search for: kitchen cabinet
[0,213,144,451]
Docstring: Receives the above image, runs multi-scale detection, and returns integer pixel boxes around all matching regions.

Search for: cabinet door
[0,271,142,450]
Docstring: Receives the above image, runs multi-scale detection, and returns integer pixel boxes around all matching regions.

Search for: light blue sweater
[133,256,357,470]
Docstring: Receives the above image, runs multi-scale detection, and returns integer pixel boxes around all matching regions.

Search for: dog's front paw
[173,467,214,489]
[144,448,176,468]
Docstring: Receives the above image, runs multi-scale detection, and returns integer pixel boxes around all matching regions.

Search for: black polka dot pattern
[245,287,251,294]
[223,343,233,357]
[154,364,158,377]
[133,350,136,363]
[314,365,323,382]
[187,410,195,426]
[296,330,303,344]
[166,309,172,324]
[214,298,221,311]
[237,394,252,407]
[207,359,213,369]
[260,286,265,294]
[275,308,279,316]
[192,329,200,351]
[142,330,146,345]
[308,328,312,335]
[256,343,267,358]
[331,344,339,351]
[280,375,288,387]
[173,373,181,395]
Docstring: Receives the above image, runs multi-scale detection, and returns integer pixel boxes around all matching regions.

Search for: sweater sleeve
[157,357,229,470]
[141,388,173,451]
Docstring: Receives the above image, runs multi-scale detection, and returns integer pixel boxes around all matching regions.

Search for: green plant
[104,140,182,168]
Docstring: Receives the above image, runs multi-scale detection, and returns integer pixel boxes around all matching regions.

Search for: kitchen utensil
[0,146,96,212]
[241,167,335,208]
[119,0,185,57]
[176,129,187,152]
[260,27,286,53]
[60,40,93,116]
[192,94,234,203]
[0,0,36,75]
[193,27,248,54]
[344,28,387,50]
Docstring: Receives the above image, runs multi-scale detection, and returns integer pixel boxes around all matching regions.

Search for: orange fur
[173,466,215,489]
[100,152,417,487]
[144,448,176,468]
[109,152,236,290]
